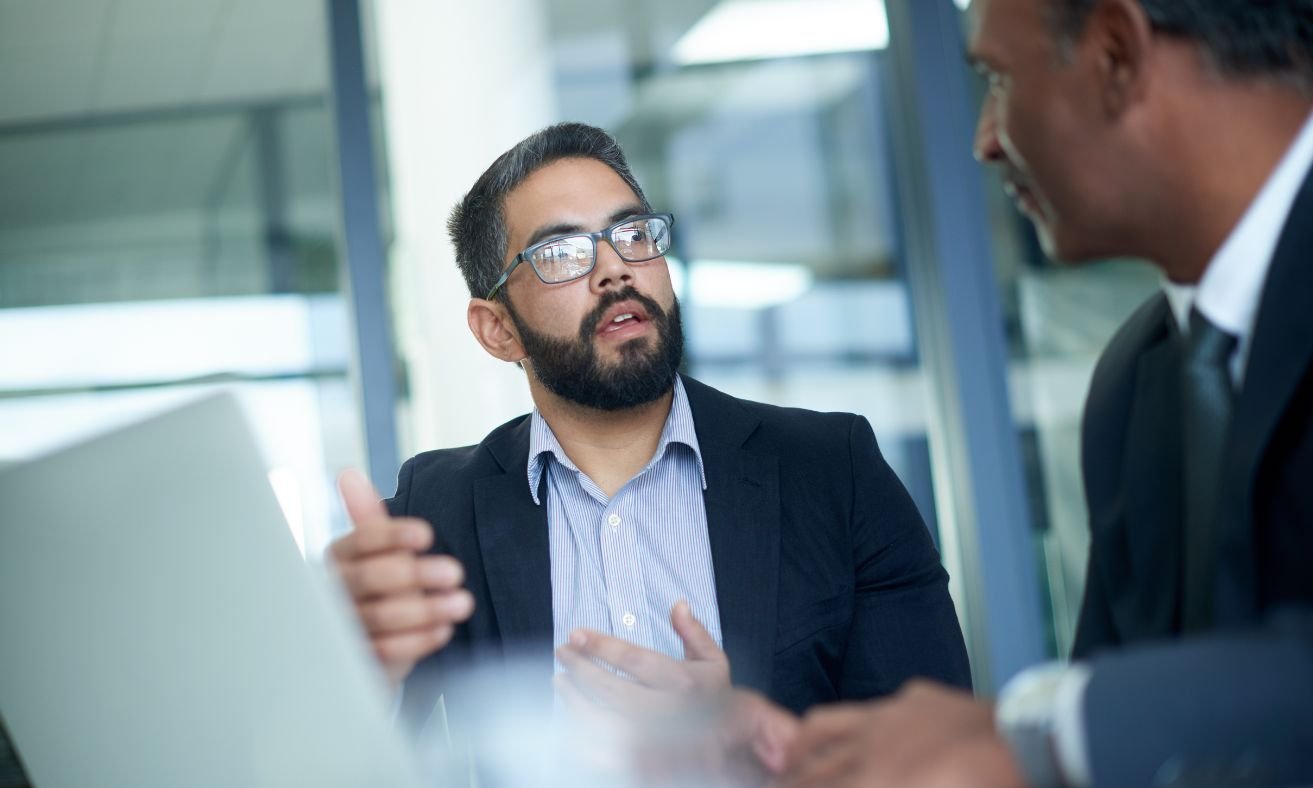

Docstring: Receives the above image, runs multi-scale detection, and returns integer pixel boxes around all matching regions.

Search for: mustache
[577,287,667,341]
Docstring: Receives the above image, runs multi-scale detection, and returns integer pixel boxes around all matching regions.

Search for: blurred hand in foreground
[778,680,1025,788]
[329,468,474,687]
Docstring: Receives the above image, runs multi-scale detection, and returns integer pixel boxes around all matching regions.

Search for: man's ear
[467,298,525,363]
[1089,0,1154,118]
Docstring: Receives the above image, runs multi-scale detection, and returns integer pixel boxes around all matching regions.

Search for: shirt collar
[525,375,707,504]
[1163,110,1313,341]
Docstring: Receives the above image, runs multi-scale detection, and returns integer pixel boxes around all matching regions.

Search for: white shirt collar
[1161,110,1313,384]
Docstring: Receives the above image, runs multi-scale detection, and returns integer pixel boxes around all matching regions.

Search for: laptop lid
[0,393,423,787]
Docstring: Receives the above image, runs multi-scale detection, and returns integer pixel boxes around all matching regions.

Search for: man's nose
[590,239,635,291]
[973,92,1004,165]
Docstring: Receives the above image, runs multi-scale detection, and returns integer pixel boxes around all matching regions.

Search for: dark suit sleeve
[383,456,416,518]
[1083,609,1313,787]
[837,415,972,697]
[1071,541,1121,660]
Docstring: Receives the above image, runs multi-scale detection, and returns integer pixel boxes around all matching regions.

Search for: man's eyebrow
[522,204,648,248]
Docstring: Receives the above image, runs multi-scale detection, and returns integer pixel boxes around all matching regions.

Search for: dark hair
[447,122,652,299]
[1050,0,1313,90]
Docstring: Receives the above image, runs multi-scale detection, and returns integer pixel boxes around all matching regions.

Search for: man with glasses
[328,122,970,744]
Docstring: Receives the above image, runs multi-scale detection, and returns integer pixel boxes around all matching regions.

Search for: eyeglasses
[485,213,674,300]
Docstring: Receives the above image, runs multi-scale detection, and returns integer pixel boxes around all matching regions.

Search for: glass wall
[0,0,365,558]
[949,4,1161,655]
[507,0,938,533]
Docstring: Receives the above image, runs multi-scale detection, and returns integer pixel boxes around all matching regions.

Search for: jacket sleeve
[383,456,416,518]
[1083,608,1313,787]
[837,415,973,698]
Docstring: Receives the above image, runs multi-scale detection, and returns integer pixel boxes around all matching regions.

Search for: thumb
[337,468,388,529]
[672,599,722,662]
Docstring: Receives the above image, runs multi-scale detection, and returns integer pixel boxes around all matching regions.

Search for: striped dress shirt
[527,375,724,669]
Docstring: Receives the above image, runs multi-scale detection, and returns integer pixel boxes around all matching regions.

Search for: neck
[529,380,675,498]
[1140,80,1312,283]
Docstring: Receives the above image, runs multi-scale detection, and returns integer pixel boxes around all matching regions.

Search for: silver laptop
[0,393,424,787]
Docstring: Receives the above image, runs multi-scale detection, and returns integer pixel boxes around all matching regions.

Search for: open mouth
[596,302,651,336]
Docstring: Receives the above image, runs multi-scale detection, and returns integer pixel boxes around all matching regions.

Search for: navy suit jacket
[1074,169,1313,785]
[386,376,970,732]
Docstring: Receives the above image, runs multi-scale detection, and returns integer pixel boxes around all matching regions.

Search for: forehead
[967,0,1047,58]
[502,157,641,247]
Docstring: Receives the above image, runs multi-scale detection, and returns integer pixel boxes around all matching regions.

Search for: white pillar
[372,0,557,457]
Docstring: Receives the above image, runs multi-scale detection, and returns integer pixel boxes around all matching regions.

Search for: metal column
[884,0,1048,691]
[325,0,400,489]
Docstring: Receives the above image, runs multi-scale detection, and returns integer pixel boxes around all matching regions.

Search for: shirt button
[622,612,636,628]
[607,513,622,527]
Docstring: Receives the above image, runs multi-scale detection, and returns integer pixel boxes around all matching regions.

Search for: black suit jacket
[1074,170,1313,786]
[386,376,970,732]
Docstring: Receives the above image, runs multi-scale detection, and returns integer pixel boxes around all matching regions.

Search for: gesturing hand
[555,601,799,785]
[328,469,474,687]
[556,600,729,713]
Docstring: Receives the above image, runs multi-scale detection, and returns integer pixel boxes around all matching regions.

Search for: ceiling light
[672,0,889,66]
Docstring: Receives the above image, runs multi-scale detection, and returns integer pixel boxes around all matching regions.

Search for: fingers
[338,468,389,528]
[777,704,878,787]
[734,692,800,775]
[357,589,475,632]
[330,517,432,563]
[338,552,464,599]
[332,468,433,564]
[671,600,723,663]
[787,704,868,758]
[372,623,457,670]
[779,738,861,788]
[565,629,691,690]
[556,640,655,710]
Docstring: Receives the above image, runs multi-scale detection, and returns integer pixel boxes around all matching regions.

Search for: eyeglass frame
[484,212,675,300]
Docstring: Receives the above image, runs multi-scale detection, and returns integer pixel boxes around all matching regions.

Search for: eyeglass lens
[526,216,671,283]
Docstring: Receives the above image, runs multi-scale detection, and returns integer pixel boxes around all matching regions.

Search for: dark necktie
[1181,308,1238,631]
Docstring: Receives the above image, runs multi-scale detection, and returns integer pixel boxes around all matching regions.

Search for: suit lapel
[472,420,553,666]
[1119,317,1185,637]
[683,378,781,695]
[1217,171,1313,624]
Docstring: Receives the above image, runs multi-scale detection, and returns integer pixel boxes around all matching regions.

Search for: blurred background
[0,0,1160,694]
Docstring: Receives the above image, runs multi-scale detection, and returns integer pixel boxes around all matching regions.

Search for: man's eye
[617,228,647,244]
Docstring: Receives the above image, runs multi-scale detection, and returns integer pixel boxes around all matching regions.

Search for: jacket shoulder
[388,413,530,513]
[682,376,862,449]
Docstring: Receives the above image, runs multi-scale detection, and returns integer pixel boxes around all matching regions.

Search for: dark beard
[504,287,684,412]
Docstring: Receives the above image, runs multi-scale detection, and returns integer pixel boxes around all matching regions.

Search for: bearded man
[328,122,970,737]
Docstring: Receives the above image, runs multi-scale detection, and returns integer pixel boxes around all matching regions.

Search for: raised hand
[328,468,474,687]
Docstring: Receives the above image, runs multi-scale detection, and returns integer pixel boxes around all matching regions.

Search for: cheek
[511,283,589,334]
[640,261,677,303]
